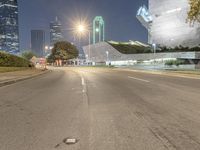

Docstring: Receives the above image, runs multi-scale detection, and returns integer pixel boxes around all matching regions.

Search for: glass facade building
[50,17,63,46]
[31,30,45,57]
[93,16,105,44]
[138,0,200,47]
[136,5,153,29]
[0,0,20,54]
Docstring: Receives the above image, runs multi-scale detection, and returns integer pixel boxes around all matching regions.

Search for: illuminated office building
[93,16,105,44]
[0,0,20,54]
[50,17,63,46]
[31,30,45,57]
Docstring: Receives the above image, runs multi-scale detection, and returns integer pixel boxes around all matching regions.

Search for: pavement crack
[54,143,61,149]
[148,127,177,150]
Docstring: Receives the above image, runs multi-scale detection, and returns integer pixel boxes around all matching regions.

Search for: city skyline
[1,1,200,150]
[18,0,148,51]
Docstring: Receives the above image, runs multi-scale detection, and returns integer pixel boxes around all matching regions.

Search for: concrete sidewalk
[0,69,50,87]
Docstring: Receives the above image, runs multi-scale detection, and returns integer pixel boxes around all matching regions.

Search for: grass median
[0,67,31,73]
[166,70,200,75]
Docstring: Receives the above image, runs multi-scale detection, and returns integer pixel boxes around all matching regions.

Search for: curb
[0,70,51,87]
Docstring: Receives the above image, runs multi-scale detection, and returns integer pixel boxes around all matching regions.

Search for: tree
[46,54,54,64]
[187,0,200,23]
[21,51,37,60]
[50,41,79,65]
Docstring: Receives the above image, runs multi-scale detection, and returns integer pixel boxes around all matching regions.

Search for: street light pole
[76,24,91,65]
[106,51,109,65]
[88,30,91,65]
[152,43,156,69]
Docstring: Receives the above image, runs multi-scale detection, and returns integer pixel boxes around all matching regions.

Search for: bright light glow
[78,24,85,33]
[45,46,49,50]
[95,28,99,32]
[74,22,90,36]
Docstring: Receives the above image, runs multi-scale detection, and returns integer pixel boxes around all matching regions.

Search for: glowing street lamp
[78,24,85,33]
[76,23,91,64]
[95,28,99,32]
[44,45,53,55]
[45,46,49,50]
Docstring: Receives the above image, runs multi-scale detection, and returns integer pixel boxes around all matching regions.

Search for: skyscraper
[137,0,200,47]
[31,30,45,57]
[50,17,63,46]
[93,16,105,44]
[0,0,20,54]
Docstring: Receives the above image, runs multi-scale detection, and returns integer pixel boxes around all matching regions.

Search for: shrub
[108,43,152,54]
[160,45,200,53]
[165,60,174,66]
[165,60,185,66]
[0,51,32,67]
[108,42,200,54]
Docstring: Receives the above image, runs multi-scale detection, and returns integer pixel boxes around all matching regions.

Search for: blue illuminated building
[136,5,152,29]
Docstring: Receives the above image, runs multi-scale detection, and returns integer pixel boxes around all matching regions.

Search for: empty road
[1,67,200,150]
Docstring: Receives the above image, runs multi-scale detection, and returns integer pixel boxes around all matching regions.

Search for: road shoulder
[0,69,50,87]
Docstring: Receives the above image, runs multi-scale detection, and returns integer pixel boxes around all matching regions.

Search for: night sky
[18,0,148,51]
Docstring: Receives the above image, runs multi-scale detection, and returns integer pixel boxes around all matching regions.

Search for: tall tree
[187,0,200,23]
[50,41,79,65]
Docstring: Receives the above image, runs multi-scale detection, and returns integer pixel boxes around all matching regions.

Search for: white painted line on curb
[128,76,150,83]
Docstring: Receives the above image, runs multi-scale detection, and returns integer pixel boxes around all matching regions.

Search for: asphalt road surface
[1,67,200,150]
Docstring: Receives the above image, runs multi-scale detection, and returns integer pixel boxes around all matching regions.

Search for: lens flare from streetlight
[78,24,85,33]
[96,28,99,32]
[45,46,49,50]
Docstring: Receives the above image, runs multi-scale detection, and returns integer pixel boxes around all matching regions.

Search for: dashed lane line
[128,76,150,83]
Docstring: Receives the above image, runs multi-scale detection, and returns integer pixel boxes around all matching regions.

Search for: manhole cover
[63,138,79,145]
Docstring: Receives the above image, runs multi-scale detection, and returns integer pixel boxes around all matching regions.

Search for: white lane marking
[81,76,87,93]
[81,77,85,85]
[128,76,150,83]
